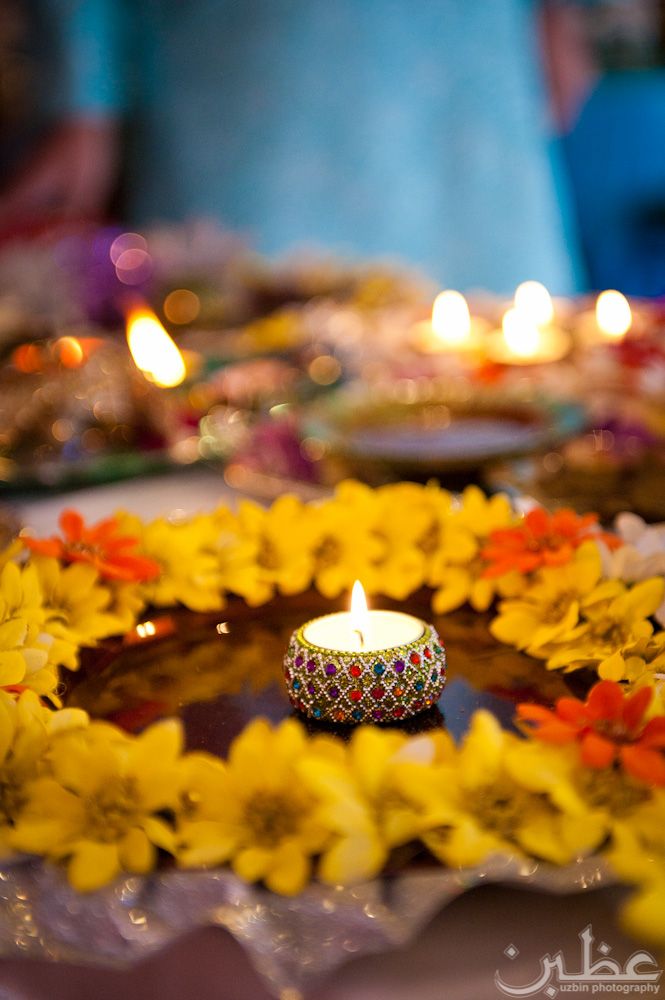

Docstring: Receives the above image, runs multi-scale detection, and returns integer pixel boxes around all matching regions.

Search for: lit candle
[126,305,187,388]
[574,289,639,348]
[513,280,555,327]
[596,290,632,340]
[303,581,425,652]
[284,581,446,724]
[484,283,571,365]
[410,290,489,355]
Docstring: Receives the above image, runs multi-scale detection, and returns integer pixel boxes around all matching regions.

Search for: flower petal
[580,731,616,768]
[586,681,624,723]
[622,686,652,731]
[620,745,665,786]
[67,841,121,892]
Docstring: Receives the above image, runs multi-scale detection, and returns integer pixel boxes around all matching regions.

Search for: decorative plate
[0,594,614,998]
[305,386,586,480]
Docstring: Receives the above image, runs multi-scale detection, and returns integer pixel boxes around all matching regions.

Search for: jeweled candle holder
[284,619,446,725]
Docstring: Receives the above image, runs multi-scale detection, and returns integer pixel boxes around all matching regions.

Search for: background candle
[410,289,489,355]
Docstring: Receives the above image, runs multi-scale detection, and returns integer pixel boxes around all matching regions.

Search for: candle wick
[354,629,365,650]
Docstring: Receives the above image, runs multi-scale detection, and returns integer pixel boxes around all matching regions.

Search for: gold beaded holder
[283,621,446,724]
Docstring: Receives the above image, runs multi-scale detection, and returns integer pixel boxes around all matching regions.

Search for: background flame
[126,307,186,388]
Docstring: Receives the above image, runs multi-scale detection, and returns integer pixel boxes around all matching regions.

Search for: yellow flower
[606,792,665,885]
[0,562,56,696]
[0,691,87,857]
[452,485,516,537]
[176,718,331,895]
[428,487,522,614]
[370,482,450,600]
[106,580,147,633]
[311,482,384,598]
[12,719,181,891]
[422,711,607,868]
[620,881,665,947]
[604,793,665,946]
[300,726,454,885]
[598,632,665,684]
[0,540,23,570]
[120,512,225,612]
[544,577,665,673]
[489,541,604,655]
[32,558,123,671]
[235,496,316,604]
[213,507,269,604]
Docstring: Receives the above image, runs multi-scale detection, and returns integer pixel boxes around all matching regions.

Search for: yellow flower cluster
[9,481,665,701]
[0,706,627,895]
[490,539,665,682]
[0,481,554,703]
[0,482,664,946]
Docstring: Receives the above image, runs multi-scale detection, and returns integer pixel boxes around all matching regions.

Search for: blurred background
[1,0,665,520]
[1,10,663,997]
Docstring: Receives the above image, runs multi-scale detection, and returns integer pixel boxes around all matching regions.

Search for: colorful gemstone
[410,652,421,665]
[372,709,384,721]
[292,679,301,691]
[413,699,423,711]
[333,709,346,723]
[350,689,362,702]
[373,662,385,676]
[394,685,405,697]
[329,686,340,699]
[295,654,304,667]
[434,643,443,654]
[431,670,438,682]
[415,680,424,692]
[392,706,406,719]
[306,659,316,672]
[371,686,385,700]
[352,709,363,721]
[349,663,362,678]
[424,647,432,660]
[307,682,315,695]
[440,666,446,677]
[312,707,322,719]
[325,663,337,676]
[394,659,405,673]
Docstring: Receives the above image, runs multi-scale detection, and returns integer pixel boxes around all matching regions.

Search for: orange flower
[24,510,160,583]
[517,680,665,786]
[480,507,619,579]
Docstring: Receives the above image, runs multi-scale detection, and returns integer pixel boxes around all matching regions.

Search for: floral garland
[1,482,665,948]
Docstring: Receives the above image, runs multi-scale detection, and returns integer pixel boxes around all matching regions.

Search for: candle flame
[502,307,541,358]
[514,281,554,327]
[595,290,632,340]
[350,580,369,649]
[431,290,471,346]
[126,307,186,388]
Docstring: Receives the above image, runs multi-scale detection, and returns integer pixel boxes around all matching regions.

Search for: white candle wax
[302,609,425,653]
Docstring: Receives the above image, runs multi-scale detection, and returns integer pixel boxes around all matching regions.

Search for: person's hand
[0,117,120,225]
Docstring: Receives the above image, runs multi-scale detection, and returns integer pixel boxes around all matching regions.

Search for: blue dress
[565,69,665,298]
[39,0,582,294]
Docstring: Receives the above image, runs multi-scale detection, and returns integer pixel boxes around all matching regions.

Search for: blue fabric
[37,0,129,117]
[39,0,583,294]
[565,70,665,297]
